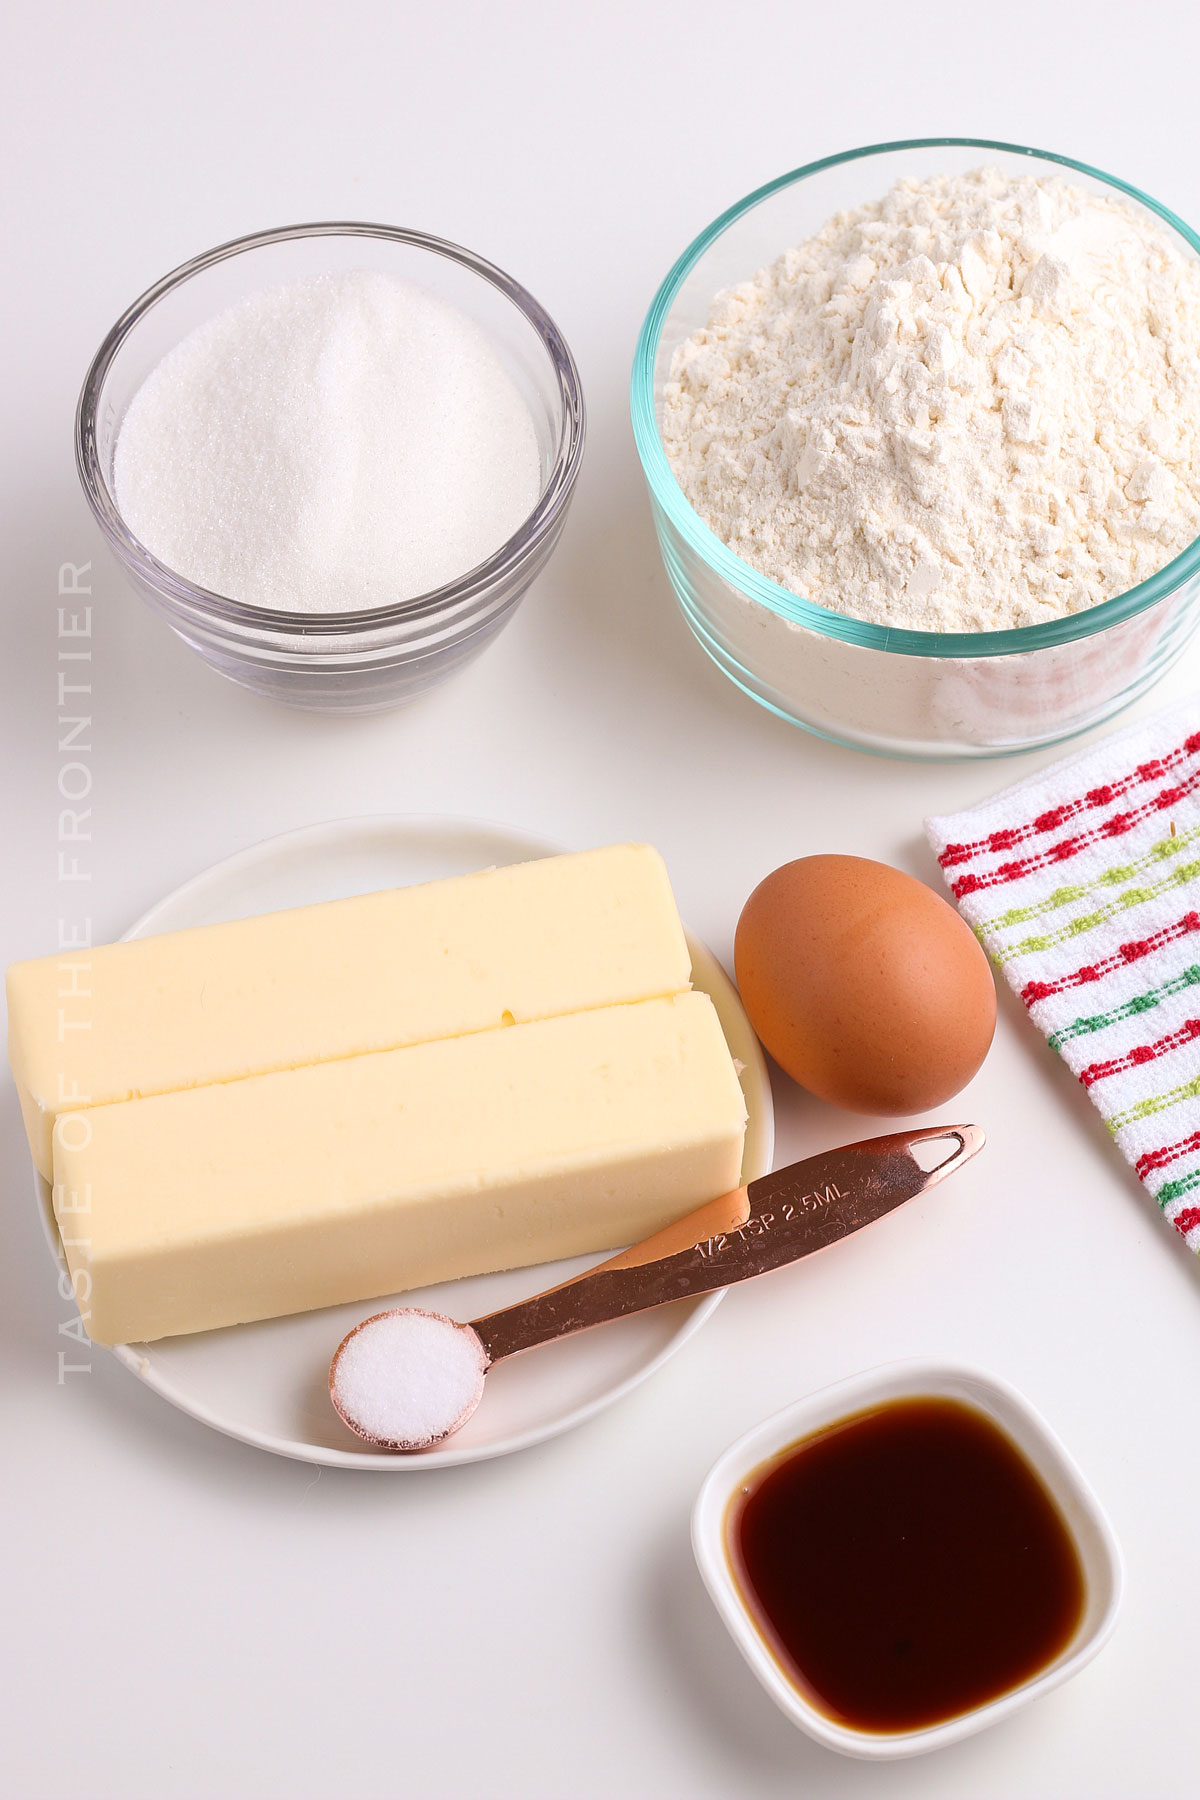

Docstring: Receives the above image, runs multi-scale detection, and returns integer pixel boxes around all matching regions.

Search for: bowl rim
[691,1359,1124,1760]
[631,136,1200,660]
[76,220,586,636]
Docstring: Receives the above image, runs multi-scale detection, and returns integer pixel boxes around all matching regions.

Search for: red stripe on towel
[1079,1018,1200,1089]
[1021,913,1200,1004]
[937,732,1200,871]
[949,769,1200,897]
[1134,1130,1200,1178]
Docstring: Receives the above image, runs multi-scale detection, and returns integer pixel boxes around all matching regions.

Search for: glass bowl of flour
[77,224,585,712]
[632,139,1200,757]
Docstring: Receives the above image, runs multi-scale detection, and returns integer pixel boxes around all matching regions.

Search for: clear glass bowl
[631,139,1200,759]
[78,224,585,713]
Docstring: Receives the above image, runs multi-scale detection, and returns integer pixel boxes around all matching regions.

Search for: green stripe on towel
[1109,1071,1200,1135]
[1049,965,1200,1052]
[992,859,1200,965]
[979,825,1200,934]
[1156,1168,1200,1209]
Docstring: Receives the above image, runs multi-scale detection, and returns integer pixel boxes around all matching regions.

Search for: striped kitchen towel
[925,699,1200,1253]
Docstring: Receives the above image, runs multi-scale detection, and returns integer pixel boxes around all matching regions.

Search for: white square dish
[692,1361,1123,1760]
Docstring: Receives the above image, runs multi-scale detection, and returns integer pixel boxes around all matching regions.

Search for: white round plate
[36,816,773,1468]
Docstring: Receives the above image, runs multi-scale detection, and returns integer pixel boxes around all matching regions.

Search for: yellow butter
[52,992,747,1345]
[9,844,691,1180]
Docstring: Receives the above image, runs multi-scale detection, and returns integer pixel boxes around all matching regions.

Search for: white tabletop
[5,3,1200,1795]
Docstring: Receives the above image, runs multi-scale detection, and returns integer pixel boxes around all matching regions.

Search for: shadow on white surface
[642,1504,1093,1793]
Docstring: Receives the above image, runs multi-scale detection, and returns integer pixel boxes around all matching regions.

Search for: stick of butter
[52,992,747,1345]
[8,844,691,1180]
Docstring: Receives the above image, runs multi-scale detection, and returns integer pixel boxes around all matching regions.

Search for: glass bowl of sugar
[77,224,585,712]
[631,138,1200,758]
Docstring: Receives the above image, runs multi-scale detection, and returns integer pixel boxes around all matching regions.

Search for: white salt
[331,1309,488,1450]
[114,271,541,612]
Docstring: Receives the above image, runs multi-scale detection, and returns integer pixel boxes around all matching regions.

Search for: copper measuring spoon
[329,1122,984,1453]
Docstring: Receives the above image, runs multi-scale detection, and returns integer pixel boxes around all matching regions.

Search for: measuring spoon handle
[470,1124,982,1364]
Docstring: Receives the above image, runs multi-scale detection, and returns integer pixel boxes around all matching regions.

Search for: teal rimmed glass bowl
[631,138,1200,759]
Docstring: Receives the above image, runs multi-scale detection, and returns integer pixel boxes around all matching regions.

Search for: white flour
[663,169,1200,631]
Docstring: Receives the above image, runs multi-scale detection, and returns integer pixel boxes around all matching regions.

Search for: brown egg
[734,855,996,1114]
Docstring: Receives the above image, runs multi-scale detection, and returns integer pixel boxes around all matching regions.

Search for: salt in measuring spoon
[329,1123,984,1453]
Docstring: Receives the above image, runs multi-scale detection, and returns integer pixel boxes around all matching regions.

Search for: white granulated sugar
[332,1309,488,1449]
[663,169,1200,631]
[115,271,541,612]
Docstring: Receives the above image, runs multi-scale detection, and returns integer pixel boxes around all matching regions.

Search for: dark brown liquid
[727,1396,1086,1733]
